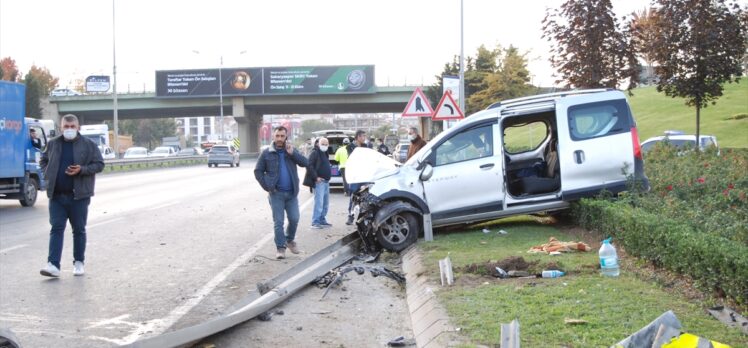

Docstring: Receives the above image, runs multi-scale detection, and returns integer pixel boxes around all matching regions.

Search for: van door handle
[480,163,494,169]
[574,150,585,164]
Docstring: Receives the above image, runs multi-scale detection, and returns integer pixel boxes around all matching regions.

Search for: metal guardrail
[102,152,260,172]
[104,156,207,172]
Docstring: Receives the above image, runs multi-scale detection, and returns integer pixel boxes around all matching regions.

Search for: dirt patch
[459,256,541,277]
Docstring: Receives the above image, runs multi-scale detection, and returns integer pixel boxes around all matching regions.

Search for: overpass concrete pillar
[233,97,261,153]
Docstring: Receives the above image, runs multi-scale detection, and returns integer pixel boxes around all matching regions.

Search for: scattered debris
[498,229,508,235]
[296,326,303,331]
[439,256,454,286]
[274,309,284,315]
[482,228,491,233]
[613,310,733,348]
[494,267,508,279]
[311,310,331,315]
[541,270,565,278]
[387,335,416,347]
[499,319,520,348]
[707,305,748,334]
[257,312,273,321]
[564,318,588,325]
[549,251,562,256]
[314,264,406,299]
[527,237,591,254]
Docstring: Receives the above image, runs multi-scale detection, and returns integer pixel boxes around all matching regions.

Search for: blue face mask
[63,129,77,140]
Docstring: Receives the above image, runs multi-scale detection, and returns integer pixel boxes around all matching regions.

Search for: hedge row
[572,199,748,305]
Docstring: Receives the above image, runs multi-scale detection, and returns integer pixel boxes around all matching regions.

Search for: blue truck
[0,81,48,207]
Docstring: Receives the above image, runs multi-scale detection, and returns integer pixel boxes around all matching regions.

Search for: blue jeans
[268,191,300,249]
[348,183,362,215]
[312,180,330,225]
[48,194,90,268]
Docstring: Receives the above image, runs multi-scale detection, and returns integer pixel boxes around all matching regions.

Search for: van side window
[567,99,632,141]
[503,121,548,154]
[434,124,493,166]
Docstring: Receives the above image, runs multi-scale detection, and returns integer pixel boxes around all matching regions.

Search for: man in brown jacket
[406,127,427,161]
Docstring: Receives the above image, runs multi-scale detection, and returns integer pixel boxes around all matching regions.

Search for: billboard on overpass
[156,65,374,98]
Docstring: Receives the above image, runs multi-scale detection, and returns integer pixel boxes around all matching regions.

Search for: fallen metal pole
[125,232,361,348]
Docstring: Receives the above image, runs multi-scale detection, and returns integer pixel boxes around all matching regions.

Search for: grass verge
[420,218,748,347]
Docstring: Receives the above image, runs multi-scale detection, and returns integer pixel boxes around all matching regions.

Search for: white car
[348,89,650,251]
[123,147,149,159]
[149,146,178,158]
[640,133,718,154]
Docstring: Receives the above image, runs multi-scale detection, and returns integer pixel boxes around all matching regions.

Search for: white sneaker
[40,262,60,277]
[73,261,85,276]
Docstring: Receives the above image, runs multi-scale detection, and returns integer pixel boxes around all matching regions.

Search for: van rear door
[555,91,635,200]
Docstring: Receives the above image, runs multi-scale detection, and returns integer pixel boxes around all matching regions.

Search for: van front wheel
[375,212,419,252]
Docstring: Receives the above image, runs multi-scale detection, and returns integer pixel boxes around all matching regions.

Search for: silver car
[208,145,240,167]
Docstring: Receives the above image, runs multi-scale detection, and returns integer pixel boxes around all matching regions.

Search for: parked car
[123,147,149,159]
[640,133,719,154]
[177,148,202,156]
[311,129,355,189]
[149,146,178,157]
[347,89,650,252]
[49,88,83,97]
[208,144,240,167]
[391,142,410,163]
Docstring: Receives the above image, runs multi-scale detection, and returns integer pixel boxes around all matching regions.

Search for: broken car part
[315,264,406,299]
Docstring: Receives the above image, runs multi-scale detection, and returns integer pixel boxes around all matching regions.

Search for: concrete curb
[401,245,463,348]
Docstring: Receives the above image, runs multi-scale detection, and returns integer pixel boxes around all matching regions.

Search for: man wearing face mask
[406,127,427,161]
[306,137,332,229]
[39,114,105,277]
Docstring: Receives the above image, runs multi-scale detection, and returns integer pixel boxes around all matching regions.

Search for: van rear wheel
[19,177,38,207]
[375,212,419,252]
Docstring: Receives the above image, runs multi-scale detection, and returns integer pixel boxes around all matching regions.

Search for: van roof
[486,88,617,110]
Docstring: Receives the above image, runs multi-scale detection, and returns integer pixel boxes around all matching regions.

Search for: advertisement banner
[156,65,375,98]
[85,75,111,93]
[263,65,374,94]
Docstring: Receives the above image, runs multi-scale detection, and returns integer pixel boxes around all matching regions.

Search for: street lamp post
[218,55,224,141]
[193,50,246,142]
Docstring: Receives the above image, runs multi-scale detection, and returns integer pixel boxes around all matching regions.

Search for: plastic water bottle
[599,238,620,277]
[541,270,565,278]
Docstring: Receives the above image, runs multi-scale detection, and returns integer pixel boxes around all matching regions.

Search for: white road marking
[110,195,315,345]
[87,217,125,229]
[0,244,28,254]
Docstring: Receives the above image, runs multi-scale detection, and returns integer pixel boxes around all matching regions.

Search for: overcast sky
[1,0,655,92]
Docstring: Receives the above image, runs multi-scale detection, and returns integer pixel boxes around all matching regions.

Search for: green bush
[573,199,748,305]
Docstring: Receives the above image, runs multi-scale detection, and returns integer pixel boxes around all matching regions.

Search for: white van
[347,89,650,251]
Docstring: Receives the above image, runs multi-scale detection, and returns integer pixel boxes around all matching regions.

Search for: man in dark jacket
[39,114,105,277]
[306,137,332,229]
[254,126,308,259]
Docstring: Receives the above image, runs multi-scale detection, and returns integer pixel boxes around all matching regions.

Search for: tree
[647,0,745,152]
[1,57,20,81]
[118,119,176,149]
[468,46,535,110]
[21,65,59,118]
[300,119,332,140]
[542,0,639,90]
[629,7,660,85]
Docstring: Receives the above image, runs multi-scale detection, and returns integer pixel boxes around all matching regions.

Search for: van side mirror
[419,163,434,181]
[49,130,56,137]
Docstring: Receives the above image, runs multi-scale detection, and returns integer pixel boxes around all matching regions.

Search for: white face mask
[63,129,77,140]
[319,145,328,152]
[408,134,416,141]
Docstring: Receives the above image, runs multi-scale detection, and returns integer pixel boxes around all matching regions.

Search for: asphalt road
[0,162,411,347]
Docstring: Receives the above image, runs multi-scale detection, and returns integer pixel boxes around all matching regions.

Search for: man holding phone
[254,126,309,259]
[39,114,105,277]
